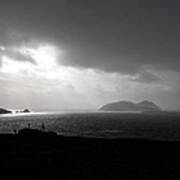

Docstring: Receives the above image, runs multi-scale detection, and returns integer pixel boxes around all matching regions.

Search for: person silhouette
[28,123,31,129]
[13,129,17,134]
[41,123,46,132]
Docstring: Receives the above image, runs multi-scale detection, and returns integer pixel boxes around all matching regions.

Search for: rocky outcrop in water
[16,109,31,113]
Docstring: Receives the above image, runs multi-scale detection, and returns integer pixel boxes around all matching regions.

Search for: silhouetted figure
[28,123,31,129]
[13,129,17,134]
[41,123,46,132]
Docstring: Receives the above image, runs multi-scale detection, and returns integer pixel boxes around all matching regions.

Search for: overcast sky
[0,0,180,110]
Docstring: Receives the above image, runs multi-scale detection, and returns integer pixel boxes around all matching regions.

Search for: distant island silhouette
[0,108,12,114]
[0,108,31,114]
[15,109,31,113]
[99,100,161,112]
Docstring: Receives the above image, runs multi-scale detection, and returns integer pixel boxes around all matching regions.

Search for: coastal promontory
[0,108,12,114]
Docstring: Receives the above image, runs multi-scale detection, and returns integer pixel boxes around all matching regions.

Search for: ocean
[0,111,180,141]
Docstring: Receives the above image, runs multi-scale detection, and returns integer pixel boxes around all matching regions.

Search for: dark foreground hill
[0,132,180,179]
[100,100,161,112]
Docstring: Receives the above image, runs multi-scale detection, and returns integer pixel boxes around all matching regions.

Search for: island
[15,109,31,113]
[0,108,12,114]
[0,107,31,114]
[99,100,161,112]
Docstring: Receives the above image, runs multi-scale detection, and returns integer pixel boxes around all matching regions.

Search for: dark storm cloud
[0,0,180,74]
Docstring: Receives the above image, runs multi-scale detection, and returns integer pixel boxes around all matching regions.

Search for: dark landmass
[0,108,12,114]
[0,129,180,179]
[0,107,31,114]
[16,109,31,113]
[22,109,31,113]
[18,128,57,137]
[100,100,161,112]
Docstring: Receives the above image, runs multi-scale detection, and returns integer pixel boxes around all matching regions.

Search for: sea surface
[0,111,180,141]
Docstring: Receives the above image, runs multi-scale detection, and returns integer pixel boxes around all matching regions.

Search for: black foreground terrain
[0,132,180,179]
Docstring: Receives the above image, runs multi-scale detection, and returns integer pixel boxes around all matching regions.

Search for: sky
[0,0,180,111]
